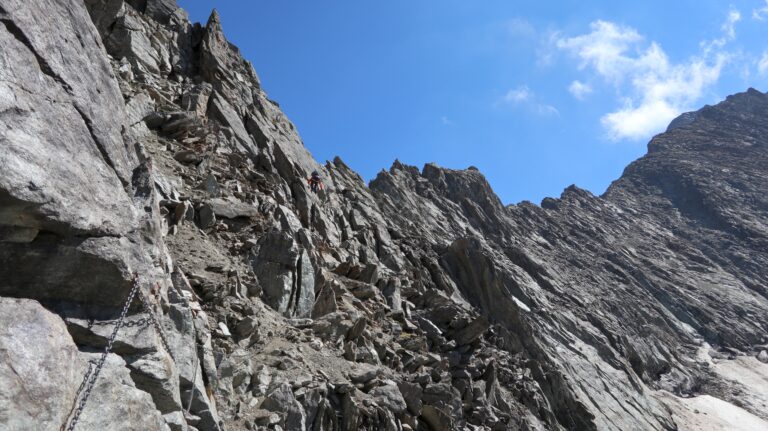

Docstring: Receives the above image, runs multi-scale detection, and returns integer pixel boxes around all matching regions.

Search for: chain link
[89,317,149,328]
[61,360,95,428]
[62,275,142,431]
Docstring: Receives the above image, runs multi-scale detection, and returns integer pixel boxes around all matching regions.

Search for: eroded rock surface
[0,0,767,430]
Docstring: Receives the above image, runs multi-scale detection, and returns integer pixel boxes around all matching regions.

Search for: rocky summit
[1,1,767,430]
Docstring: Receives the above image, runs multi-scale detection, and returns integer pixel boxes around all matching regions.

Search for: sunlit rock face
[1,0,767,430]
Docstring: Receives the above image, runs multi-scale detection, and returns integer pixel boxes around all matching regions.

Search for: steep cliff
[1,1,767,430]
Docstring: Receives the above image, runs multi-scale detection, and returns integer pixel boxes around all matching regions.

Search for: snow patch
[512,296,531,312]
[658,392,768,431]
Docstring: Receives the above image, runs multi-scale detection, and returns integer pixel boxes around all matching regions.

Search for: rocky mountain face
[1,1,767,430]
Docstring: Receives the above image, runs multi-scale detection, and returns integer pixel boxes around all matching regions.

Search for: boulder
[370,382,407,414]
[197,204,216,229]
[450,316,490,346]
[312,283,338,318]
[397,381,423,416]
[349,364,381,385]
[420,405,453,431]
[251,230,314,318]
[206,198,258,219]
[260,382,307,430]
[174,150,201,164]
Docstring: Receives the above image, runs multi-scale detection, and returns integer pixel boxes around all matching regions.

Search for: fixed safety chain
[62,275,142,431]
[89,317,149,328]
[62,274,176,431]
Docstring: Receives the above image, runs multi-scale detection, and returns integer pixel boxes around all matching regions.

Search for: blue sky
[178,0,768,204]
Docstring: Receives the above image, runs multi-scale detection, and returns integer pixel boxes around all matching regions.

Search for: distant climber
[307,170,324,193]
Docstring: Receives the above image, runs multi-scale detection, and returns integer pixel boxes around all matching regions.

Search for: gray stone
[260,382,307,430]
[235,316,258,340]
[450,316,490,346]
[312,312,355,341]
[420,405,453,431]
[251,230,314,318]
[198,204,216,229]
[103,10,170,74]
[291,249,316,318]
[370,382,407,414]
[252,409,281,426]
[0,0,137,239]
[144,0,182,24]
[162,112,201,138]
[125,351,182,414]
[201,174,221,197]
[276,205,303,234]
[181,83,213,117]
[312,283,338,319]
[163,411,187,431]
[174,150,201,164]
[397,381,423,416]
[347,317,367,341]
[348,365,380,385]
[382,278,402,311]
[207,198,258,219]
[216,321,231,337]
[78,352,171,431]
[358,263,379,284]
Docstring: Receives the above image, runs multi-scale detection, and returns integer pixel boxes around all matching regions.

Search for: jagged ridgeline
[1,0,767,430]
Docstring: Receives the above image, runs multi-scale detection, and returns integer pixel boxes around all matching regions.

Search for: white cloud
[440,116,454,126]
[568,80,593,100]
[722,9,741,39]
[703,8,741,53]
[498,85,559,116]
[759,52,768,75]
[503,85,532,103]
[537,104,560,116]
[556,21,642,83]
[753,0,768,20]
[601,99,680,139]
[557,19,728,140]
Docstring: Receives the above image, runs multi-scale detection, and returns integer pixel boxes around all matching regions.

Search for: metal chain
[61,360,95,429]
[62,275,142,431]
[89,317,149,328]
[62,275,191,430]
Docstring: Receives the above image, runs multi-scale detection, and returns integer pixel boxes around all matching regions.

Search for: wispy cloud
[498,85,558,116]
[753,0,768,20]
[759,51,768,75]
[440,116,454,126]
[568,80,593,100]
[702,8,741,53]
[503,85,532,103]
[722,9,741,39]
[537,104,560,116]
[557,16,731,141]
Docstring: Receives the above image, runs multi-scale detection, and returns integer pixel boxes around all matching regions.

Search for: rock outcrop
[1,0,767,430]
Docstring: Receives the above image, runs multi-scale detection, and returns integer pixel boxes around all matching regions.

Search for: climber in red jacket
[307,170,324,193]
